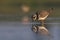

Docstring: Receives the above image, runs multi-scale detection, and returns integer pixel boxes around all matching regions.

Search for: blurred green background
[0,0,60,21]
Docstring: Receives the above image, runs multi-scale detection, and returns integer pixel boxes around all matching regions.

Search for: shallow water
[0,21,60,40]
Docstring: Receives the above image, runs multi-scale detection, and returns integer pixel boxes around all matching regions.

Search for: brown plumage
[32,8,54,21]
[37,9,49,18]
[37,8,54,21]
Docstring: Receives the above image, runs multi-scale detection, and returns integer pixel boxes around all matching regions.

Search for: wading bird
[32,8,53,25]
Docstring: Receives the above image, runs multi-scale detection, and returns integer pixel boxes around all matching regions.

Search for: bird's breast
[38,15,49,20]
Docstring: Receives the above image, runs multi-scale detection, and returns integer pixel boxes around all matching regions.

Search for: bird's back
[38,10,49,18]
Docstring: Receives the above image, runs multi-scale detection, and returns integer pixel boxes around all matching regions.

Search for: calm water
[0,21,60,40]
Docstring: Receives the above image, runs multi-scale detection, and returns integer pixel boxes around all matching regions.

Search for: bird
[32,8,54,26]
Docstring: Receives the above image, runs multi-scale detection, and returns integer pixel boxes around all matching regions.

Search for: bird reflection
[32,25,49,35]
[32,24,52,40]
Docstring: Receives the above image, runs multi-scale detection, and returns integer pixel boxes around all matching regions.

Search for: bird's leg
[41,20,44,26]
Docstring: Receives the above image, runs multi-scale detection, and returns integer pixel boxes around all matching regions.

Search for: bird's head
[32,13,37,21]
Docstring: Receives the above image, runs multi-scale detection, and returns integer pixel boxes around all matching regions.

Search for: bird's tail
[48,8,54,13]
